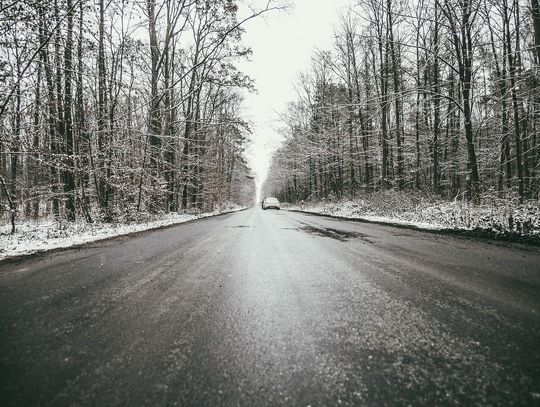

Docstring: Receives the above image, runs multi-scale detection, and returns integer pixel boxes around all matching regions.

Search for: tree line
[264,0,540,206]
[0,0,276,230]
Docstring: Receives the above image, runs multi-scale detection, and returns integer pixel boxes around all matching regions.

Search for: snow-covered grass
[287,190,540,243]
[0,204,245,261]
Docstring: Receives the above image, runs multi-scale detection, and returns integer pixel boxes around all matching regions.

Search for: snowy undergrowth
[288,190,540,242]
[0,204,245,260]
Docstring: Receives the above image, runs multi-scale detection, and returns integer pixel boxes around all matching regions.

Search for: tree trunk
[97,0,109,216]
[63,0,76,221]
[147,0,162,212]
[387,0,403,189]
[532,0,540,64]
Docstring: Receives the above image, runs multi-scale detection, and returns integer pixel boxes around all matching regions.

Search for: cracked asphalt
[1,208,539,406]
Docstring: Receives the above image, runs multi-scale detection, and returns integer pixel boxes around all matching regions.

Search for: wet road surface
[1,208,539,406]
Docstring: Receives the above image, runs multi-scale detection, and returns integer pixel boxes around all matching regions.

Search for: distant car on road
[262,197,280,210]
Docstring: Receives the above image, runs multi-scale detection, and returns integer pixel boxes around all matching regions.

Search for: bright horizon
[239,0,350,200]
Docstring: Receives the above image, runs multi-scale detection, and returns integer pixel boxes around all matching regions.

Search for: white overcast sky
[238,0,351,191]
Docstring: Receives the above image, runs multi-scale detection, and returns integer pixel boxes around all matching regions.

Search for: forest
[0,0,276,231]
[264,0,540,211]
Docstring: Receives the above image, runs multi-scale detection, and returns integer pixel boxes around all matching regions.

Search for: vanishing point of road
[1,208,539,406]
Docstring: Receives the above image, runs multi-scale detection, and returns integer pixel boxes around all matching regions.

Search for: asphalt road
[1,208,539,406]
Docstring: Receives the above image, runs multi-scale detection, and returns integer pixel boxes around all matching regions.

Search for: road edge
[0,207,251,265]
[285,208,540,247]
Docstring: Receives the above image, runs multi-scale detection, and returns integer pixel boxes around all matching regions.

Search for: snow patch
[0,205,245,261]
[287,191,540,239]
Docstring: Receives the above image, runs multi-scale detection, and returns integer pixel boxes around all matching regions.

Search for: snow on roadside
[287,203,447,230]
[0,205,245,261]
[285,191,540,240]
